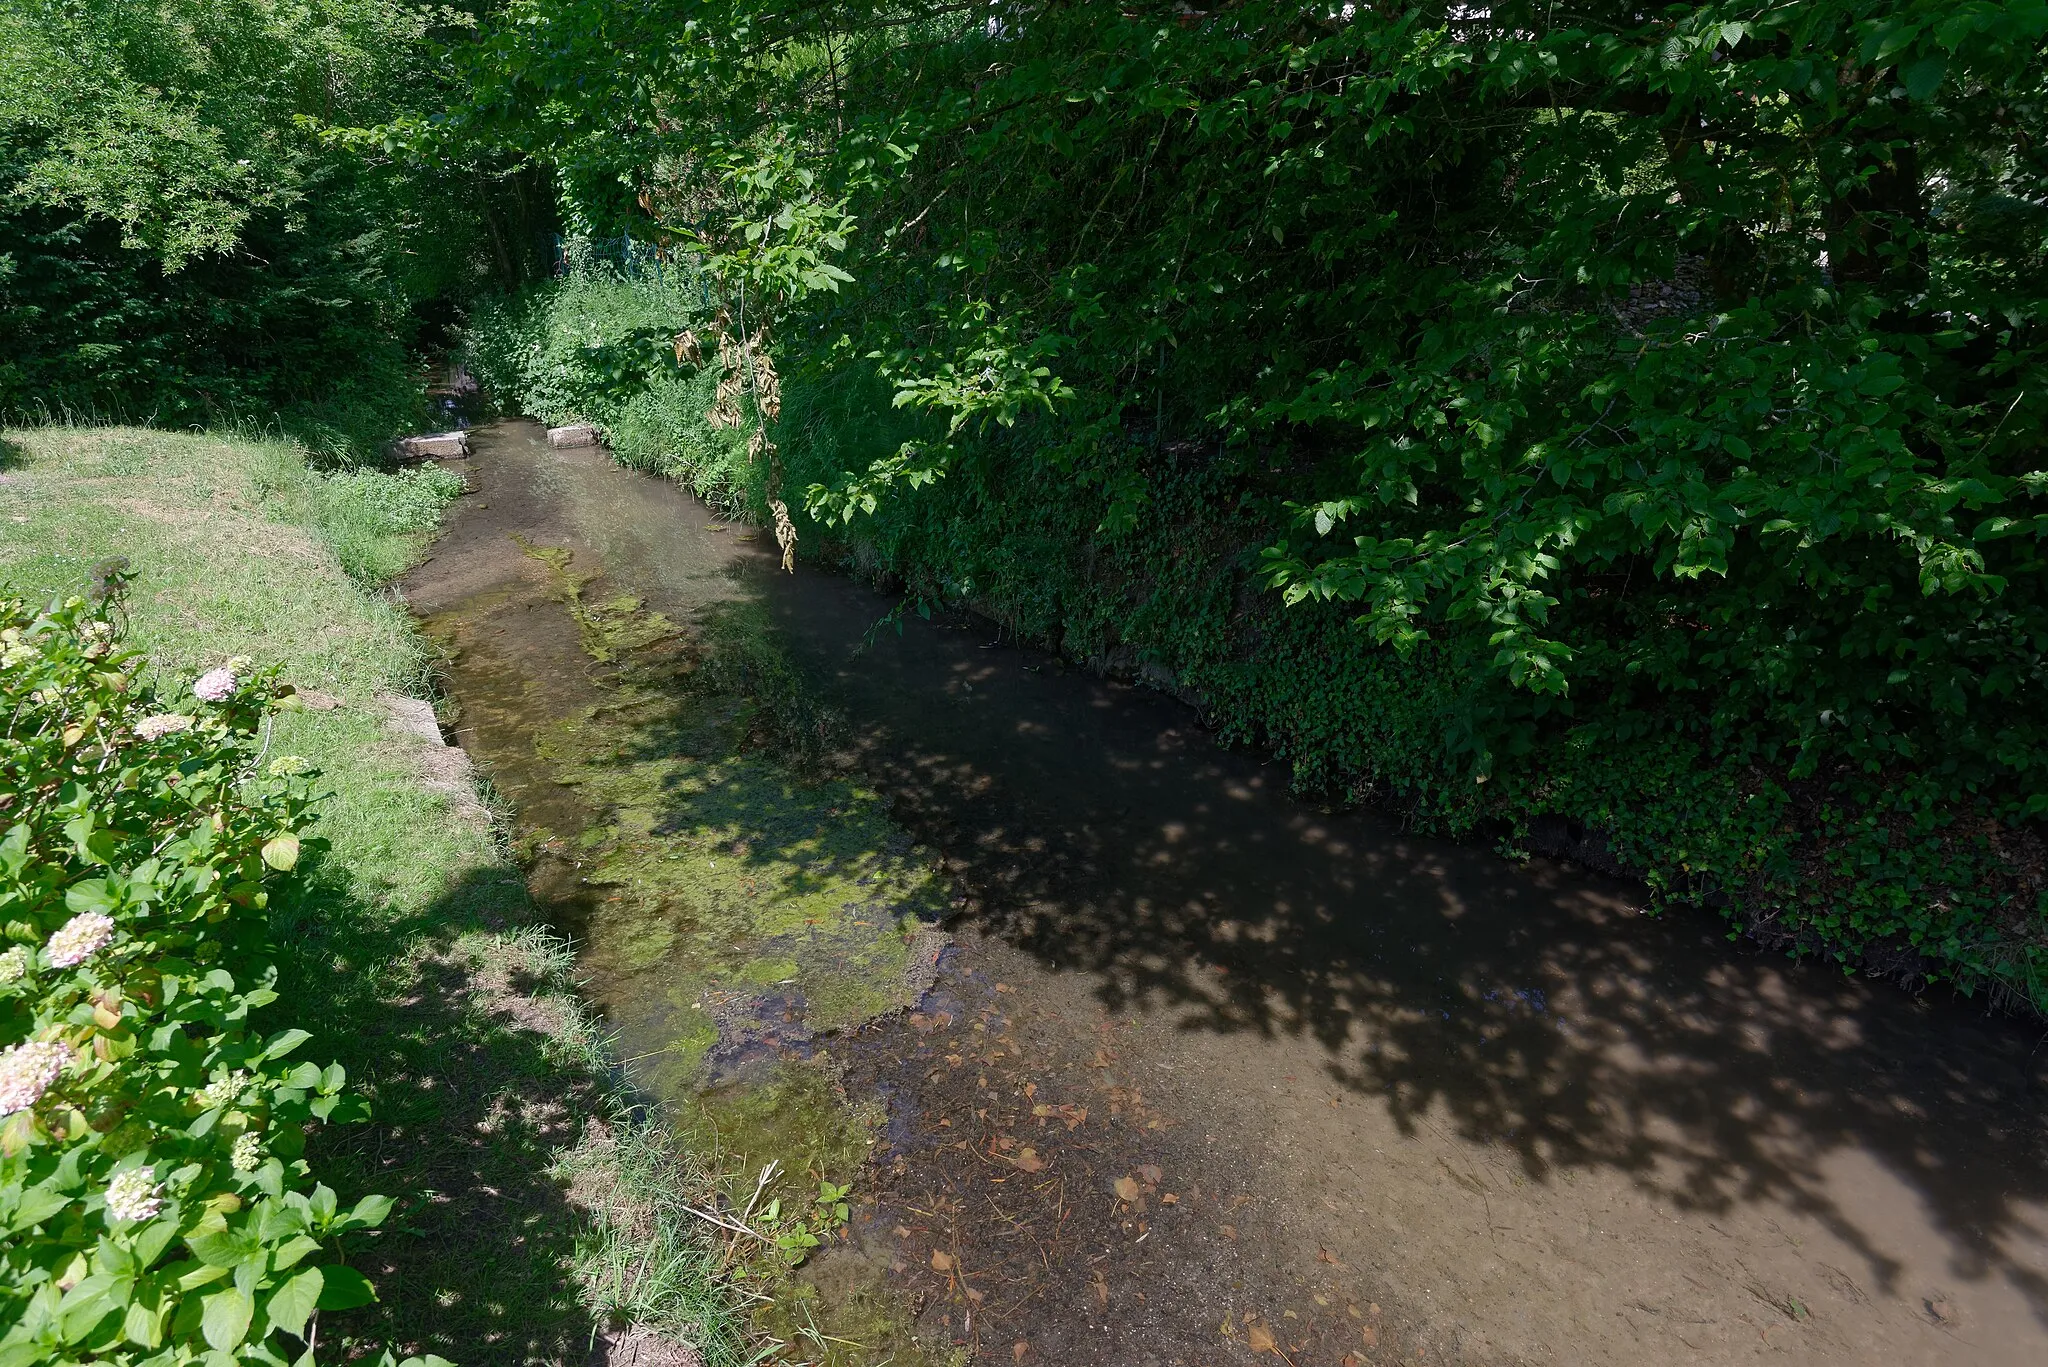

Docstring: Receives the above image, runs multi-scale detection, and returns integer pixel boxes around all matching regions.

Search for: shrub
[0,592,424,1365]
[465,268,757,514]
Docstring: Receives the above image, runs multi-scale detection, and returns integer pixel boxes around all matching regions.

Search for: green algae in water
[459,541,953,1361]
[472,543,948,1105]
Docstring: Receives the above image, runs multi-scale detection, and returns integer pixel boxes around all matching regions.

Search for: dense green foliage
[0,595,414,1364]
[465,267,758,509]
[0,0,544,458]
[461,1,2048,1005]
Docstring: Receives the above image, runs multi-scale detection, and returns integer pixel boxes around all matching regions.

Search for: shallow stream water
[407,422,2048,1367]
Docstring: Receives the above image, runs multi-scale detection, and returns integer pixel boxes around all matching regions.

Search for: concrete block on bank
[393,431,469,461]
[548,424,600,449]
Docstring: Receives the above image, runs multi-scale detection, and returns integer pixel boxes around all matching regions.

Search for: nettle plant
[0,593,434,1365]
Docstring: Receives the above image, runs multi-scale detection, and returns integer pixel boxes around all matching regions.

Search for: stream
[402,421,2048,1367]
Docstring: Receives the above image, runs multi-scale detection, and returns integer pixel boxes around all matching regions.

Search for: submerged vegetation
[460,0,2048,1010]
[422,503,957,1361]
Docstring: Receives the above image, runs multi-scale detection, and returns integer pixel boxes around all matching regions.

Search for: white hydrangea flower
[0,946,29,982]
[80,621,113,642]
[45,911,116,969]
[0,1039,69,1115]
[133,713,193,740]
[230,1133,264,1172]
[103,1166,163,1223]
[196,1071,247,1110]
[266,754,311,777]
[0,644,35,668]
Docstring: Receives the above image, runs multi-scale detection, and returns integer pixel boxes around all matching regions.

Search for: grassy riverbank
[0,426,746,1364]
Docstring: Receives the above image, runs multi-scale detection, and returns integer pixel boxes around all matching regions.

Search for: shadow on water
[748,553,2048,1341]
[411,422,2048,1363]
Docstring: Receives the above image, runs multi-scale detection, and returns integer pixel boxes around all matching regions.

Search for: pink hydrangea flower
[46,911,115,968]
[192,666,239,702]
[0,1039,68,1115]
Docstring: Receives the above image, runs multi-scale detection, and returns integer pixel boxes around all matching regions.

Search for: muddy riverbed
[404,422,2048,1367]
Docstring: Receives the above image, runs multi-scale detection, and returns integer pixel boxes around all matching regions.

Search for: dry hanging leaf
[768,497,797,573]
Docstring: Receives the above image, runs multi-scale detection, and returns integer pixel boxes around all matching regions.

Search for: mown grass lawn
[0,426,742,1366]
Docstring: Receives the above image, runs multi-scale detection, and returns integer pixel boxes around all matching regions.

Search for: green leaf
[200,1287,254,1351]
[261,833,300,871]
[314,1264,376,1310]
[1901,55,1946,100]
[261,1028,312,1060]
[267,1267,323,1340]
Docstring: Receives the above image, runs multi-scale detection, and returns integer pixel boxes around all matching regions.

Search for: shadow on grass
[269,850,623,1365]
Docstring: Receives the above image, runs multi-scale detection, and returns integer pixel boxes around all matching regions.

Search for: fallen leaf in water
[931,1250,955,1272]
[1360,1324,1379,1347]
[1318,1247,1345,1266]
[1137,1164,1163,1185]
[1368,1303,1381,1317]
[1161,1192,1179,1205]
[995,982,1014,993]
[1012,1343,1028,1362]
[1092,1275,1109,1308]
[993,1134,1017,1152]
[1114,1176,1142,1202]
[945,1054,964,1066]
[1219,1224,1237,1240]
[1012,1147,1047,1173]
[965,1287,985,1305]
[894,1225,912,1239]
[937,1117,952,1128]
[1314,1294,1330,1306]
[1023,1081,1037,1099]
[1246,1320,1279,1354]
[1341,1356,1361,1366]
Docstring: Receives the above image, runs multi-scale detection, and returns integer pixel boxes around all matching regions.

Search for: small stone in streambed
[549,424,600,449]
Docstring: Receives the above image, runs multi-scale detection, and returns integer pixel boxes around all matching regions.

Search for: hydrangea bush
[0,594,428,1365]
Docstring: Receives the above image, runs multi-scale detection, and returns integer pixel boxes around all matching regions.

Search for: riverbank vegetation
[459,1,2048,1011]
[0,427,750,1362]
[0,1,548,459]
